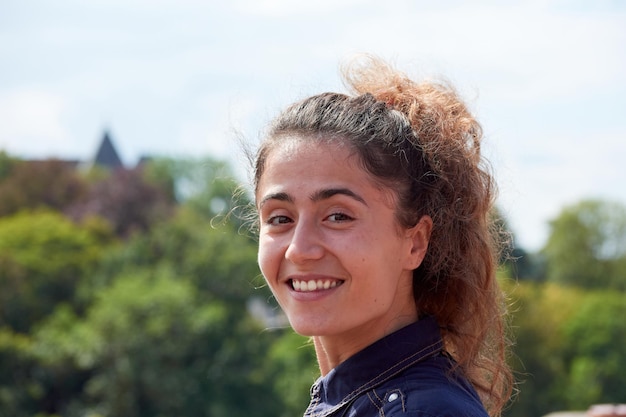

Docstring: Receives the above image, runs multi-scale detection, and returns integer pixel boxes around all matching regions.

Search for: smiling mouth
[291,279,343,292]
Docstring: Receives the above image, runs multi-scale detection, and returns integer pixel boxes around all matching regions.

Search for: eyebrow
[310,188,367,206]
[258,192,293,208]
[258,188,368,208]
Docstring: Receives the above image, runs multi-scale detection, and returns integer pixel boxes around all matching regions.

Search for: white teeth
[292,279,341,292]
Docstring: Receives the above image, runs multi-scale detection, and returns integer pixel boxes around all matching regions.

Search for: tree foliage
[504,282,583,416]
[93,206,261,304]
[562,292,626,408]
[67,167,175,237]
[29,269,280,417]
[0,159,88,217]
[0,210,113,332]
[505,282,626,417]
[542,199,626,290]
[3,148,624,417]
[0,151,19,181]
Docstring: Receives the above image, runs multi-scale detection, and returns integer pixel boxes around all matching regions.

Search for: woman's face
[256,137,430,349]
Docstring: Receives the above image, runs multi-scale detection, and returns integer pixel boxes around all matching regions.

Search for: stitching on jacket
[367,391,384,417]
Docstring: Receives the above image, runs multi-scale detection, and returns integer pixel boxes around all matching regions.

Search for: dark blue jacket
[303,317,489,417]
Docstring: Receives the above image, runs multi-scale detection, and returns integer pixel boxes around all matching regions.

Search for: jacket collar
[305,316,444,417]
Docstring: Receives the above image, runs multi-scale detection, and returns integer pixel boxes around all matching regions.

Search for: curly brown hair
[253,56,513,416]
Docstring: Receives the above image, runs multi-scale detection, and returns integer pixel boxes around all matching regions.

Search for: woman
[252,56,512,417]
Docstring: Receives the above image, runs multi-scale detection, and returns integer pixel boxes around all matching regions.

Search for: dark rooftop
[93,131,123,169]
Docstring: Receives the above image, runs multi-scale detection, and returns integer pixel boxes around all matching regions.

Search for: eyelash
[326,212,354,222]
[266,215,292,226]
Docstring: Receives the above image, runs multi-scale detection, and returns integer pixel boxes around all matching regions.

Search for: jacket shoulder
[364,355,489,417]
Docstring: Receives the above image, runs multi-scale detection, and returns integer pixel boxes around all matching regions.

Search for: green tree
[0,327,38,417]
[89,206,259,302]
[505,282,585,417]
[0,210,114,417]
[263,331,318,416]
[0,151,19,181]
[22,206,290,417]
[505,279,626,417]
[562,292,626,408]
[30,268,282,417]
[542,199,626,290]
[0,210,114,332]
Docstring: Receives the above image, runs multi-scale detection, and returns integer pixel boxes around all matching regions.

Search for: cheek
[257,236,280,280]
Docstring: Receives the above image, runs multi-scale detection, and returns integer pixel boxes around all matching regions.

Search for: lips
[291,278,343,292]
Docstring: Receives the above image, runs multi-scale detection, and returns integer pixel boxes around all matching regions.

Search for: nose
[284,217,324,264]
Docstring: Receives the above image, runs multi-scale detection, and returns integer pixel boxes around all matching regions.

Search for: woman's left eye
[326,212,354,222]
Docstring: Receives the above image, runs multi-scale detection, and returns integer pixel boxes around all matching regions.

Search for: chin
[288,317,336,337]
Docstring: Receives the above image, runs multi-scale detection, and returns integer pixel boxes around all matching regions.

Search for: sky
[1,0,625,251]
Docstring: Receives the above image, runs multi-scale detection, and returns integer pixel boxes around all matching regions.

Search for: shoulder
[367,385,488,417]
[402,386,488,417]
[357,355,489,417]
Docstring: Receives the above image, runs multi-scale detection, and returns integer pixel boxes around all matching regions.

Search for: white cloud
[232,0,363,17]
[172,92,266,160]
[325,2,625,101]
[0,90,70,156]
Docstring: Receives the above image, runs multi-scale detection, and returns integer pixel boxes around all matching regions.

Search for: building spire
[93,130,123,169]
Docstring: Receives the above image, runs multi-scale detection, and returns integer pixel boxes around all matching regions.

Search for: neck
[312,335,361,376]
[312,312,418,376]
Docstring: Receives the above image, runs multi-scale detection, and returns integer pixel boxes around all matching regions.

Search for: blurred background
[0,1,624,416]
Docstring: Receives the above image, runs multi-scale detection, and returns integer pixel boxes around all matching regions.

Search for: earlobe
[405,215,432,270]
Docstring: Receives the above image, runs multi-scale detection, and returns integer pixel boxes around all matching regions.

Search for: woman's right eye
[266,215,292,226]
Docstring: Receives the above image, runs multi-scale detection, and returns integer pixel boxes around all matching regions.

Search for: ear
[403,215,432,270]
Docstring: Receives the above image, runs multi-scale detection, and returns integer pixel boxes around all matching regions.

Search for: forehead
[261,135,357,179]
[268,134,347,160]
[257,135,397,206]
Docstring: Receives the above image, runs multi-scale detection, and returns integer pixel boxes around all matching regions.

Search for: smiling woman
[250,56,513,417]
